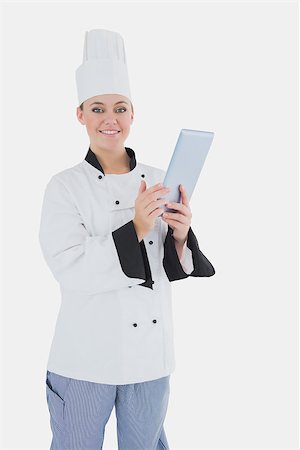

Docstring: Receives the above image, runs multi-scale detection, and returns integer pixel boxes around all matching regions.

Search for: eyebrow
[89,101,129,106]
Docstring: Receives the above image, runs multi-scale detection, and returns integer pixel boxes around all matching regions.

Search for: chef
[39,28,215,450]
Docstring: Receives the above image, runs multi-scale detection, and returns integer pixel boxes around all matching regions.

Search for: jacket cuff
[112,220,154,289]
[163,225,215,281]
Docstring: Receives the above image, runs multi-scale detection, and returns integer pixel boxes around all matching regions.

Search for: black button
[152,319,157,323]
[115,200,120,204]
[133,323,137,327]
[141,174,145,177]
[128,286,132,288]
[149,241,153,245]
[98,175,102,179]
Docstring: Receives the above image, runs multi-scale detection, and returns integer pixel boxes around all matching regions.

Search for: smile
[99,130,120,135]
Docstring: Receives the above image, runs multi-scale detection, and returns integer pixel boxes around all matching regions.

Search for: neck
[90,144,130,173]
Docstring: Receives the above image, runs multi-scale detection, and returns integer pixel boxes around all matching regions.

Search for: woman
[39,30,215,450]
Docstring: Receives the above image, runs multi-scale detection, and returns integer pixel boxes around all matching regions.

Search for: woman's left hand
[161,184,192,244]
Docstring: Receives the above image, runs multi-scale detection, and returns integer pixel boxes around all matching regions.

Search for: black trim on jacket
[112,220,154,289]
[163,225,215,281]
[85,146,136,174]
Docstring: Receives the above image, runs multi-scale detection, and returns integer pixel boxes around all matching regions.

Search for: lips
[99,130,120,133]
[99,131,120,138]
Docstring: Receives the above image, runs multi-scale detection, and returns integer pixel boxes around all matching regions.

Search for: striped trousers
[45,370,170,450]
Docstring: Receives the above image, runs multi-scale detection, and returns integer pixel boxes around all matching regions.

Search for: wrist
[132,219,144,242]
[173,234,188,246]
[174,240,186,260]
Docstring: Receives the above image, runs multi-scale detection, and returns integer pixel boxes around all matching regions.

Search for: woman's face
[76,93,134,151]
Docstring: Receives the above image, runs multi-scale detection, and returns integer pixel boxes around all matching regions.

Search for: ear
[76,106,86,125]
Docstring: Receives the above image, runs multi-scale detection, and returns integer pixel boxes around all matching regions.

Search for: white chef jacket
[39,146,215,385]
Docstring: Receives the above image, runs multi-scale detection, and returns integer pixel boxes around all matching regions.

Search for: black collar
[84,147,136,174]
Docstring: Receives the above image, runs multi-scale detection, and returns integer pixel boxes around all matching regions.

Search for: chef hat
[75,29,132,106]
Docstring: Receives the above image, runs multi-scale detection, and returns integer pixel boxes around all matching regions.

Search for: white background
[1,1,298,449]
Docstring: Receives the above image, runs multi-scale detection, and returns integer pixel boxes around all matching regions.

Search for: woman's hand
[133,181,170,241]
[161,184,192,245]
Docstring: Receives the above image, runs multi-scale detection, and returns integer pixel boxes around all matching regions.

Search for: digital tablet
[158,129,214,214]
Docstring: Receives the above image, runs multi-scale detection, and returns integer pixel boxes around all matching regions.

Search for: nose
[103,115,117,124]
[104,120,117,125]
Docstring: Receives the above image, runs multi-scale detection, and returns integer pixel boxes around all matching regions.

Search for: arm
[175,239,194,275]
[39,175,153,294]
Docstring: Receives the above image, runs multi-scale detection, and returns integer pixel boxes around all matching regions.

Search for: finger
[142,187,170,210]
[139,183,164,200]
[162,217,190,230]
[139,179,147,193]
[179,184,189,207]
[146,198,168,216]
[166,202,191,217]
[148,183,166,193]
[162,212,190,225]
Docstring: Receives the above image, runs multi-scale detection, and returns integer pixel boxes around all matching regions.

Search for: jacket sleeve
[163,225,215,281]
[38,175,153,294]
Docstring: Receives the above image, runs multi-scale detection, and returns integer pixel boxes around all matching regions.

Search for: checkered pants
[46,370,170,450]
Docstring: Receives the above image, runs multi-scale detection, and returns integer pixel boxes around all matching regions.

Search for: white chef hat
[75,29,132,106]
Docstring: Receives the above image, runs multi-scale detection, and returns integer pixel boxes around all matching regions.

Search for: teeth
[101,130,119,134]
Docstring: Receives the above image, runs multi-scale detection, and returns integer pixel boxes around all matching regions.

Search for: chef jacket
[39,146,215,385]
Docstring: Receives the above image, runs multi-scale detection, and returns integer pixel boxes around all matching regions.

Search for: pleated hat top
[75,29,132,106]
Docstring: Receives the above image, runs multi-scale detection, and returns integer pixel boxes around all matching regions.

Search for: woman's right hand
[133,181,170,242]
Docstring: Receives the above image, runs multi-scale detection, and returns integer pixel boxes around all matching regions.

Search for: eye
[92,107,127,113]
